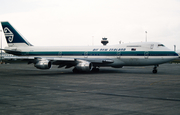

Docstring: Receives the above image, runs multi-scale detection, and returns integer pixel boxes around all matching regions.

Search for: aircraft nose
[174,52,179,58]
[175,52,179,56]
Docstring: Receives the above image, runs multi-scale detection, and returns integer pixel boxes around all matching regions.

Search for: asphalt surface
[0,63,180,115]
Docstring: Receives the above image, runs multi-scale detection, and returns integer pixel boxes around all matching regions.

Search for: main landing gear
[91,67,100,72]
[152,65,159,73]
[72,67,100,73]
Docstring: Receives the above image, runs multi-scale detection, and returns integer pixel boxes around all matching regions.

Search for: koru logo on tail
[4,27,14,42]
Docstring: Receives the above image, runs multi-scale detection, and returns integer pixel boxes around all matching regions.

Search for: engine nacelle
[75,61,93,72]
[34,60,51,69]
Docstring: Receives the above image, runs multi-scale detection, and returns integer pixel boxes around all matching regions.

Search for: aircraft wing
[2,56,75,64]
[2,56,114,65]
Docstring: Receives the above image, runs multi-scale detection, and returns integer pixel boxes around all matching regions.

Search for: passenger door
[84,51,88,58]
[144,51,149,59]
[117,51,121,59]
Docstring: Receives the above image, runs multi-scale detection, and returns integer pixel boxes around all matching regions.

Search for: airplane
[0,21,179,73]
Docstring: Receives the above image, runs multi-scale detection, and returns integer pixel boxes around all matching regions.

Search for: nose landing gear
[152,65,159,73]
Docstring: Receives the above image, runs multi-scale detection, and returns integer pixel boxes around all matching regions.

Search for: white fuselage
[5,42,179,67]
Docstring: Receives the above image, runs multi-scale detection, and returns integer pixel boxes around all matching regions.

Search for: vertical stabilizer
[1,22,33,47]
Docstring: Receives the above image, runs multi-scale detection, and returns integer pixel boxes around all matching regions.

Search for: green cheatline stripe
[9,51,178,56]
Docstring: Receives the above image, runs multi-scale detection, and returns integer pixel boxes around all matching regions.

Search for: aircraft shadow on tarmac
[1,64,179,76]
[18,67,161,76]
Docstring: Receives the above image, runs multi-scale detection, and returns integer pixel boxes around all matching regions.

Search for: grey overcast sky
[0,0,180,51]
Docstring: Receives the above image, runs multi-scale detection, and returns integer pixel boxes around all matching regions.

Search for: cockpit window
[158,44,165,47]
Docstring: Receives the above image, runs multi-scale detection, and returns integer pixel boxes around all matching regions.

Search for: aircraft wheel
[91,68,100,72]
[152,65,158,74]
[152,69,157,74]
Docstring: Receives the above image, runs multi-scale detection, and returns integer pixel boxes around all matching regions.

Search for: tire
[152,69,157,73]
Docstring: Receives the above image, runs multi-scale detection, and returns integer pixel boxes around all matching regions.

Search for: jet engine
[34,60,51,69]
[75,60,93,72]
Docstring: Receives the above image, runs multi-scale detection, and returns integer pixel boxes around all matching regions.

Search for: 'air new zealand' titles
[1,22,179,73]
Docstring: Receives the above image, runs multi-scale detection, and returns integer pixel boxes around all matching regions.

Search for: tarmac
[0,63,180,115]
